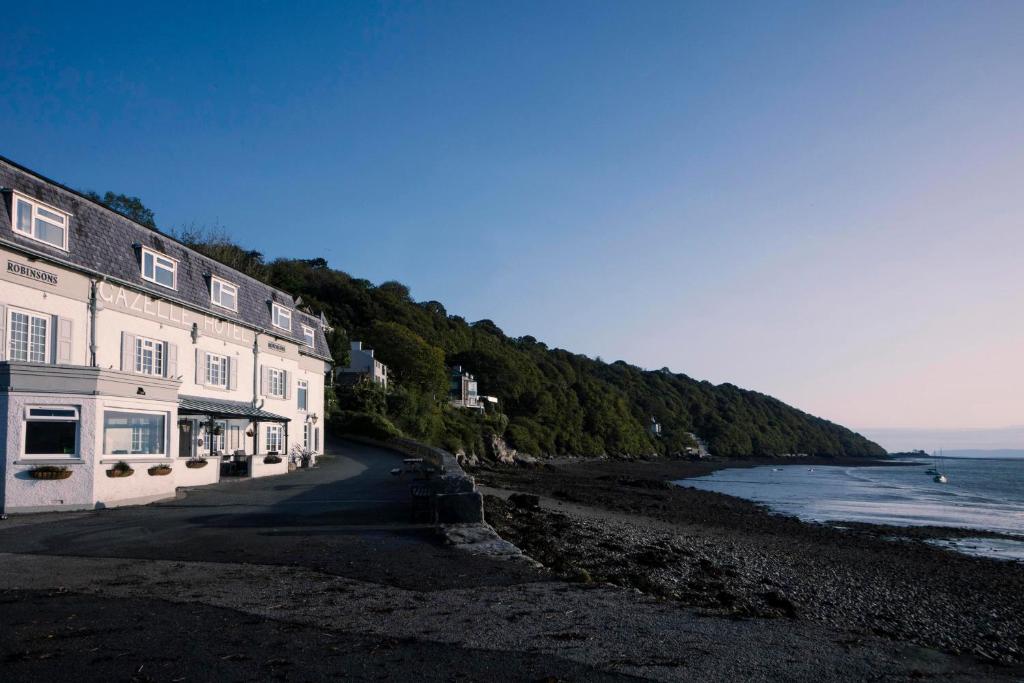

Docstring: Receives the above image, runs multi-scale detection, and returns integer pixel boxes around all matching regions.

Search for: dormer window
[11,192,70,251]
[210,276,238,311]
[271,303,291,331]
[140,247,177,290]
[301,324,315,348]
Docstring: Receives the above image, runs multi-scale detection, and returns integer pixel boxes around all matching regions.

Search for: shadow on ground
[0,440,546,590]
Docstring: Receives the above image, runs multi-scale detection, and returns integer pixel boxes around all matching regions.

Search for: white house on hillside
[337,341,388,388]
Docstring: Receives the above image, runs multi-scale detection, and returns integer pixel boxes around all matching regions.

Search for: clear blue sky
[3,1,1023,448]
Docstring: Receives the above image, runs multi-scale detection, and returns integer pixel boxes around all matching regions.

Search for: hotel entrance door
[178,420,194,459]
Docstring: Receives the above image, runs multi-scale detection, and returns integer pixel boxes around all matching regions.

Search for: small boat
[934,474,948,484]
[925,467,939,475]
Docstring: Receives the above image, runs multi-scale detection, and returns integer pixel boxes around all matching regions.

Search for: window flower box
[263,455,282,464]
[185,459,208,469]
[106,462,135,478]
[29,465,72,480]
[148,465,173,476]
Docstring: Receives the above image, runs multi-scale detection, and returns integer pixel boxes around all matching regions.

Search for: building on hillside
[336,341,388,388]
[648,417,662,437]
[0,156,332,514]
[449,365,482,409]
[684,432,711,459]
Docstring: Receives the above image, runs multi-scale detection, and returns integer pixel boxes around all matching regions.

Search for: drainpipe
[252,333,260,406]
[88,279,101,367]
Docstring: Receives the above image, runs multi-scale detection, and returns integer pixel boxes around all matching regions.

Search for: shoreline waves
[680,458,1024,561]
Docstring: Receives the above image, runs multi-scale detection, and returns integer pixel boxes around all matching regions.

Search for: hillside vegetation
[180,232,885,461]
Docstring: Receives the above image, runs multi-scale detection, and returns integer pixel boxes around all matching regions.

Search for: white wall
[2,393,98,513]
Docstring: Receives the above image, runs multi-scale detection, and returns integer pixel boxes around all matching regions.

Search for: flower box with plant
[148,464,173,476]
[106,461,135,478]
[263,454,282,464]
[29,465,72,480]
[185,458,208,469]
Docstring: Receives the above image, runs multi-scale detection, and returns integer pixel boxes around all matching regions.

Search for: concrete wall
[2,392,98,513]
[250,455,289,479]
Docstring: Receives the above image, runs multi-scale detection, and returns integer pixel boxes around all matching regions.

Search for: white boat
[934,473,948,484]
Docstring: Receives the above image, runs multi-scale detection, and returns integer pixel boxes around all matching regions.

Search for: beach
[476,457,1024,668]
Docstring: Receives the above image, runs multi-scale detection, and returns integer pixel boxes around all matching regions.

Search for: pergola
[177,394,290,456]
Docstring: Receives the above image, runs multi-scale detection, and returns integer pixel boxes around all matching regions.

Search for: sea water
[678,457,1024,562]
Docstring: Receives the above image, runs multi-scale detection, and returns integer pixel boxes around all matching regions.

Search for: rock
[760,590,799,619]
[455,449,480,468]
[509,493,541,511]
[514,452,539,467]
[486,433,518,465]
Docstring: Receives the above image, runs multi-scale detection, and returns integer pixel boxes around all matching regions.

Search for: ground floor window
[24,406,79,457]
[208,421,226,454]
[303,422,311,450]
[265,424,283,454]
[104,411,166,455]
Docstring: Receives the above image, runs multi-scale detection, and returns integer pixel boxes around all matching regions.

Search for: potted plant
[263,454,282,464]
[29,465,72,480]
[148,464,173,476]
[185,457,208,469]
[106,461,135,478]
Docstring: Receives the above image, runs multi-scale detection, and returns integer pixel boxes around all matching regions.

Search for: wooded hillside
[182,233,886,460]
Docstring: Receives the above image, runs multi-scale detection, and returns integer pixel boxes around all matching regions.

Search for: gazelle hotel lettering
[97,282,254,343]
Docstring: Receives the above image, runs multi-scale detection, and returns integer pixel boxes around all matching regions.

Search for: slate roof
[178,394,290,422]
[0,156,331,361]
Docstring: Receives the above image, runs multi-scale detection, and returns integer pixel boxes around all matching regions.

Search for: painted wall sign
[96,281,256,345]
[7,260,59,285]
[267,342,287,352]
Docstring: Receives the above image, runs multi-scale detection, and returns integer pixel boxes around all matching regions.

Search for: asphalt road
[0,439,542,590]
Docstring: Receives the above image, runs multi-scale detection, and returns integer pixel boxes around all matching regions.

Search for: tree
[84,191,157,228]
[363,322,448,398]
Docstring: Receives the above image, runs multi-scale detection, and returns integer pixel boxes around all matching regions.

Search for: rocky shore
[475,457,1024,669]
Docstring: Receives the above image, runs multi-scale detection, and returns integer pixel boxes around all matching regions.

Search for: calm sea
[678,457,1024,562]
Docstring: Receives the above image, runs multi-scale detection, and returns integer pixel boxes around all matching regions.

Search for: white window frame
[301,324,315,348]
[268,367,285,398]
[210,421,227,454]
[265,424,283,453]
[134,336,165,377]
[210,276,239,312]
[23,406,80,459]
[8,307,50,363]
[205,352,229,388]
[303,422,311,450]
[271,303,292,331]
[297,379,308,411]
[102,408,168,456]
[140,246,178,290]
[11,191,71,251]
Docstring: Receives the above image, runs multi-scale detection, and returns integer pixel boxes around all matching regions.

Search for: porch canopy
[177,395,291,423]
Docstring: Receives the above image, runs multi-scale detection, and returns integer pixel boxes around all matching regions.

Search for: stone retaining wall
[343,435,484,524]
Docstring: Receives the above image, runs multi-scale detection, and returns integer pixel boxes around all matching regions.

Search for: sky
[2,1,1022,451]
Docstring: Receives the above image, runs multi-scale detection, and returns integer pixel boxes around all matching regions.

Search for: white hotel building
[0,157,332,514]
